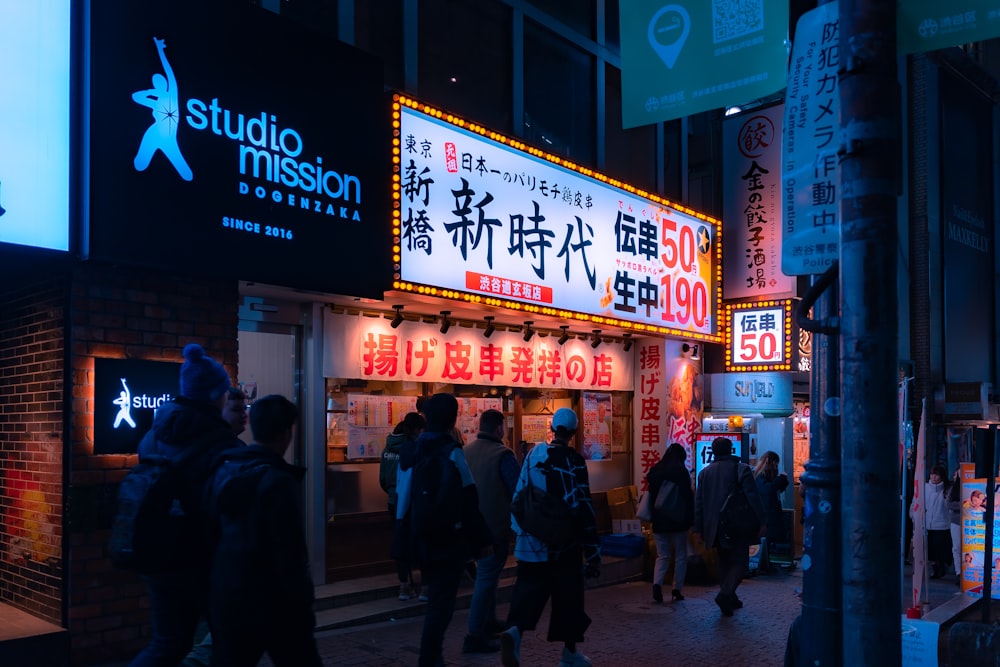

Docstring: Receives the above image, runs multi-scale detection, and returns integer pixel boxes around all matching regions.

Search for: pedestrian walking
[754,450,790,568]
[182,386,249,667]
[129,343,243,667]
[382,411,425,601]
[207,395,321,667]
[396,393,492,667]
[911,464,952,579]
[462,409,521,653]
[692,436,764,617]
[500,407,601,667]
[645,442,694,603]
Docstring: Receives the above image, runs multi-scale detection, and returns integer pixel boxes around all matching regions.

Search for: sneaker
[398,583,413,601]
[418,587,429,602]
[732,595,744,609]
[671,589,685,602]
[500,626,521,667]
[462,634,500,654]
[558,646,592,667]
[652,584,663,603]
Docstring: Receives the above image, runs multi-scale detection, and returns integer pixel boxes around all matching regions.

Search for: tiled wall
[0,277,66,623]
[65,264,238,665]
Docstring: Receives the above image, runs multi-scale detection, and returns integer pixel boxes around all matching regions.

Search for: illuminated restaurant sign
[0,2,70,252]
[392,96,722,343]
[322,310,634,391]
[724,300,793,371]
[88,1,389,297]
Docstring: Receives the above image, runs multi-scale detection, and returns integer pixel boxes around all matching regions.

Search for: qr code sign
[712,0,765,44]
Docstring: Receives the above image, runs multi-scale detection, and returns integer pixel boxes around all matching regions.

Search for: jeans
[419,558,463,667]
[652,531,688,590]
[467,541,509,637]
[129,572,203,667]
[951,522,962,575]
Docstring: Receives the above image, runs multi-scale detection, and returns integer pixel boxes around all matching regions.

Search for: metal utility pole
[839,0,901,664]
[798,264,842,665]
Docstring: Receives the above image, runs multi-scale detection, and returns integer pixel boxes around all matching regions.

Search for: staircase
[313,553,644,631]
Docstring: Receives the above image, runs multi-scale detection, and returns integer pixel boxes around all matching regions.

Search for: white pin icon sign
[648,4,691,69]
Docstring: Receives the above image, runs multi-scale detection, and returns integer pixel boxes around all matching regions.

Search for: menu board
[345,394,419,459]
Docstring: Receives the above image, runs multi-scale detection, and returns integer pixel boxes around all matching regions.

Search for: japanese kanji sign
[781,2,840,276]
[323,309,634,391]
[394,98,722,343]
[722,104,795,299]
[724,300,793,371]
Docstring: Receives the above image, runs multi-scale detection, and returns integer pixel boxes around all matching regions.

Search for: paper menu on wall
[347,394,418,428]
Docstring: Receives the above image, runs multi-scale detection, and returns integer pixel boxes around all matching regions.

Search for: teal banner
[619,0,788,128]
[899,1,1000,55]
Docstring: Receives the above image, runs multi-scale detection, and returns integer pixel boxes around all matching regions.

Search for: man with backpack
[692,436,765,617]
[500,408,601,667]
[127,343,243,667]
[462,408,520,653]
[206,394,321,667]
[395,393,491,667]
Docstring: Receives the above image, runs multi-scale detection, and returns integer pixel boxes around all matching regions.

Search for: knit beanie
[179,343,230,403]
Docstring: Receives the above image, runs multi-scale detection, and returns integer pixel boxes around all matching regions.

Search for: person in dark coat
[395,393,492,667]
[753,450,790,553]
[645,442,694,603]
[129,343,243,667]
[207,395,321,667]
[692,437,765,617]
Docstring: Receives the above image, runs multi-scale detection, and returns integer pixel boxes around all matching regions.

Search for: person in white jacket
[913,464,953,579]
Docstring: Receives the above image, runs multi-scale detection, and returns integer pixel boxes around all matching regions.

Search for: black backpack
[717,460,761,548]
[108,439,211,574]
[510,482,574,548]
[409,445,464,540]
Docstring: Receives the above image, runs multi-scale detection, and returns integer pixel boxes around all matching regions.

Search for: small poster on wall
[583,392,612,461]
[345,394,419,459]
[455,397,503,444]
[521,414,552,448]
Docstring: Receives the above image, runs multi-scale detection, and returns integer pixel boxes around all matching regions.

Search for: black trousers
[418,558,463,667]
[506,548,591,643]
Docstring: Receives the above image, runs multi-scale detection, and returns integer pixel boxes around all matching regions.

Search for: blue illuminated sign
[0,2,70,252]
[89,2,390,297]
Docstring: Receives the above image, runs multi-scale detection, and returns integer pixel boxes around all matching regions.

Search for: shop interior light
[439,311,452,334]
[558,325,570,345]
[591,330,602,349]
[522,321,535,342]
[483,316,496,338]
[622,332,633,352]
[390,305,405,329]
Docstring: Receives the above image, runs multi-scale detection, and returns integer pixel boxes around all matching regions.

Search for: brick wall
[0,277,66,624]
[66,264,238,666]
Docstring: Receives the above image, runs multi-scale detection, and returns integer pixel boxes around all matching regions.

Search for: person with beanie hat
[129,343,243,667]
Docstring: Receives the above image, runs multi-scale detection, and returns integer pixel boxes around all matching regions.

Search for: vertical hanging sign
[781,1,840,276]
[722,104,794,299]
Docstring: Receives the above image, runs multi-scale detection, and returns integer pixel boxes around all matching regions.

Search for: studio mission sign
[94,358,178,454]
[88,1,390,297]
